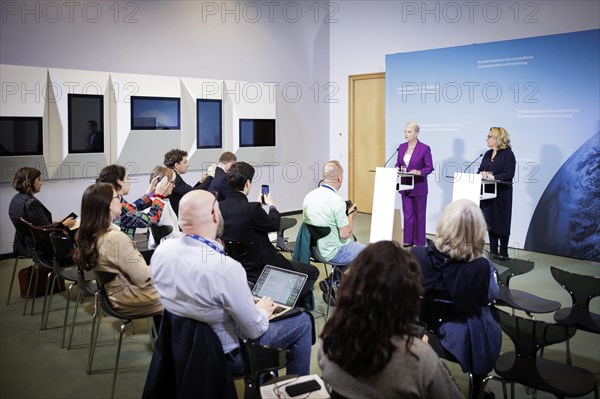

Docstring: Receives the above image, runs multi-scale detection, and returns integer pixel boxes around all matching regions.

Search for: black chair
[20,218,63,320]
[239,338,292,399]
[89,270,161,399]
[419,296,480,399]
[482,307,598,399]
[46,232,82,344]
[550,266,600,365]
[275,217,297,254]
[148,224,174,248]
[487,253,561,317]
[222,239,255,287]
[305,224,349,319]
[142,309,237,399]
[7,219,35,305]
[67,266,99,355]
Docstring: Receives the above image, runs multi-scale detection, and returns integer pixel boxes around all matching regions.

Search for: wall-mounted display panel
[68,94,104,153]
[0,117,43,156]
[239,119,276,147]
[196,99,222,149]
[131,96,181,130]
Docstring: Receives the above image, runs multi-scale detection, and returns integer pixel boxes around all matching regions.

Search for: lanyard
[185,234,224,254]
[322,184,336,193]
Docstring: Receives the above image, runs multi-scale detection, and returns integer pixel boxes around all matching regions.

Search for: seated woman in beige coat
[74,182,163,317]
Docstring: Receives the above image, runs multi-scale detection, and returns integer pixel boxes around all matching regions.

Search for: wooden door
[349,73,385,214]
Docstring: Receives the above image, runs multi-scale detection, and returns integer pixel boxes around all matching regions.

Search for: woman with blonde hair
[394,122,434,247]
[412,199,500,399]
[477,126,516,259]
[146,166,180,249]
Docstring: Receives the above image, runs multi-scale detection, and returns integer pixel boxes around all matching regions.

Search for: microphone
[384,147,399,167]
[463,154,483,173]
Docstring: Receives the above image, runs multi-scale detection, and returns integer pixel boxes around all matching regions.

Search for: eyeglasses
[486,135,497,140]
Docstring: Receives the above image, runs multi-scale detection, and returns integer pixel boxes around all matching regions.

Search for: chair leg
[40,272,54,329]
[23,263,38,316]
[110,321,129,399]
[61,282,75,348]
[87,307,103,374]
[67,290,83,350]
[6,256,21,306]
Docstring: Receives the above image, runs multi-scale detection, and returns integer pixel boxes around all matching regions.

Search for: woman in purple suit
[395,122,434,247]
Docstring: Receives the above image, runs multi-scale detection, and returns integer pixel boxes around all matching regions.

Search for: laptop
[251,265,308,320]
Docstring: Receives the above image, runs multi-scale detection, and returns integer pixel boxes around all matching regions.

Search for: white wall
[0,0,330,254]
[328,0,600,217]
[1,1,598,254]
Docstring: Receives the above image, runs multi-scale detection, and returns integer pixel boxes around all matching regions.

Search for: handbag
[18,265,66,299]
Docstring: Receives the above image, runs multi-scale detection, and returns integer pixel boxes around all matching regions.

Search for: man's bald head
[323,160,343,187]
[179,190,220,238]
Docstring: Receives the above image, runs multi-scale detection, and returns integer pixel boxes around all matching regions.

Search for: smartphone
[62,212,78,222]
[261,184,269,205]
[285,379,322,397]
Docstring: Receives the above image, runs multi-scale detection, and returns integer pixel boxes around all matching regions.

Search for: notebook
[252,265,308,320]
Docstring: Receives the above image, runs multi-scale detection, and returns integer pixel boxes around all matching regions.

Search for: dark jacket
[142,310,236,399]
[208,166,230,201]
[220,191,290,282]
[169,173,213,215]
[477,148,516,236]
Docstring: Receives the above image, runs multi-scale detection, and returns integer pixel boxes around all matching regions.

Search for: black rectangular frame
[131,96,181,130]
[68,93,104,154]
[0,116,44,156]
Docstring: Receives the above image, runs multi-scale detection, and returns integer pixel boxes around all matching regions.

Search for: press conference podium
[369,167,408,243]
[450,172,499,205]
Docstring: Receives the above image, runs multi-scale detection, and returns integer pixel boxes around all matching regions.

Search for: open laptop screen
[252,265,307,307]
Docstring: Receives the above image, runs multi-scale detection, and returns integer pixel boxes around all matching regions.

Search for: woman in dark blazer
[395,122,434,247]
[477,127,516,259]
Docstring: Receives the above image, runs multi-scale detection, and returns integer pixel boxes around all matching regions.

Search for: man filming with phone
[219,162,319,309]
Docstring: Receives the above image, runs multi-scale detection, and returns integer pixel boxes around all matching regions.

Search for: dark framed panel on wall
[130,96,181,130]
[239,118,276,147]
[68,94,104,153]
[196,99,222,149]
[0,116,43,156]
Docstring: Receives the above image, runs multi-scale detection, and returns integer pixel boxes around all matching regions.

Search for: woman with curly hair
[74,182,163,317]
[319,241,462,398]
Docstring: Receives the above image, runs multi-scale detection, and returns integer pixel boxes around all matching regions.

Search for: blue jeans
[329,241,366,265]
[228,312,312,377]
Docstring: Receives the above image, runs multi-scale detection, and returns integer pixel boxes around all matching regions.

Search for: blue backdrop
[386,29,599,261]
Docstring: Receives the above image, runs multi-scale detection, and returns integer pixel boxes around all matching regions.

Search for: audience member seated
[151,190,312,377]
[73,183,163,317]
[319,241,463,398]
[146,166,181,250]
[8,167,77,239]
[163,149,213,215]
[219,162,319,308]
[96,164,169,239]
[411,199,501,399]
[302,160,365,289]
[207,151,237,201]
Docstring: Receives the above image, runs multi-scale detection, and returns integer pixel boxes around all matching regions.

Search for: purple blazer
[395,140,434,197]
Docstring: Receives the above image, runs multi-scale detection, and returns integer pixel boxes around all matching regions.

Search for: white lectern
[370,167,403,243]
[451,172,483,205]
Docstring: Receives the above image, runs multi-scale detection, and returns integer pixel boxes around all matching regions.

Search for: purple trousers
[401,193,427,246]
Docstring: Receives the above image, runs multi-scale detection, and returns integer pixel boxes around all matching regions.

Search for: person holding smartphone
[8,167,77,237]
[219,162,319,308]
